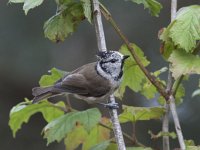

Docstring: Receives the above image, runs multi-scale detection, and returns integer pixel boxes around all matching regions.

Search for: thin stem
[168,1,185,149]
[92,0,107,52]
[172,75,184,95]
[169,96,185,149]
[108,95,126,150]
[162,103,170,150]
[171,0,177,21]
[92,1,126,150]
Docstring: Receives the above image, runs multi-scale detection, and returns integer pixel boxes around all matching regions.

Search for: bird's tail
[32,86,53,103]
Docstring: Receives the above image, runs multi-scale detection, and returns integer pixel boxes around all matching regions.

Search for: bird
[32,50,129,108]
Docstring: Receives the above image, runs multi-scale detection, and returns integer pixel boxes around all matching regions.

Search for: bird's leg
[98,102,119,109]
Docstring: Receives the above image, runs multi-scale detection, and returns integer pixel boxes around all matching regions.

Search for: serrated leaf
[64,125,88,150]
[90,140,110,150]
[44,2,84,42]
[39,68,67,87]
[116,44,149,99]
[23,0,44,15]
[169,50,200,79]
[129,0,162,17]
[43,108,101,144]
[169,5,200,52]
[9,0,24,3]
[81,0,92,23]
[82,120,110,150]
[119,105,165,123]
[9,100,65,137]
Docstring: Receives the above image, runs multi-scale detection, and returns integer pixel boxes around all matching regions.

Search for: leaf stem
[92,1,126,150]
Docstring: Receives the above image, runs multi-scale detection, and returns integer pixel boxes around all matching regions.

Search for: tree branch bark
[92,1,126,150]
[162,0,178,149]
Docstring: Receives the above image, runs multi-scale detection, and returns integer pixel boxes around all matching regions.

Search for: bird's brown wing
[73,63,111,97]
[53,74,90,95]
[53,62,111,97]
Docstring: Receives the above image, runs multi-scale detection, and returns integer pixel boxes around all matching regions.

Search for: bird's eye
[110,59,117,63]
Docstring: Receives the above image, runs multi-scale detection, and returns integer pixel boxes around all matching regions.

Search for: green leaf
[90,140,110,150]
[106,143,118,150]
[158,24,176,60]
[64,125,88,150]
[43,108,101,144]
[119,105,165,123]
[9,100,65,137]
[23,0,44,15]
[9,0,24,3]
[169,5,200,52]
[140,67,167,99]
[116,44,149,99]
[39,68,67,87]
[185,139,195,146]
[129,0,162,17]
[169,50,200,79]
[44,2,84,42]
[82,121,110,150]
[81,0,92,23]
[140,80,157,99]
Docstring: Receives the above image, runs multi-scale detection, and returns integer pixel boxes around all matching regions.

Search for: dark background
[0,0,200,149]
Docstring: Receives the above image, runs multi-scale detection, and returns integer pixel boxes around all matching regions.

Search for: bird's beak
[123,55,130,60]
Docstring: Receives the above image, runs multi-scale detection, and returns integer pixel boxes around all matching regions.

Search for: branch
[162,0,178,148]
[100,5,168,100]
[170,1,185,149]
[162,104,170,150]
[92,1,126,150]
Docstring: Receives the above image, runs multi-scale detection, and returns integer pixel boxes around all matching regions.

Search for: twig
[168,1,185,149]
[169,96,185,149]
[162,103,170,150]
[100,5,168,100]
[162,0,178,148]
[92,1,126,150]
[109,95,126,150]
[162,69,172,150]
[172,75,184,95]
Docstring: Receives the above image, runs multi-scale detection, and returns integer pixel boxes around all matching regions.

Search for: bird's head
[96,51,129,80]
